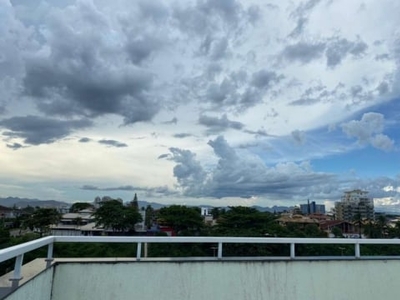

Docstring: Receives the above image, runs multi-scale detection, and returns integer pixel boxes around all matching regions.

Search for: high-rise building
[300,200,326,215]
[335,189,374,221]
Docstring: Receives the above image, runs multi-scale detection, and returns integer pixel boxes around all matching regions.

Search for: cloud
[251,70,283,89]
[281,42,326,64]
[173,133,193,138]
[289,98,320,106]
[81,184,176,197]
[325,37,368,68]
[341,112,394,151]
[288,0,321,38]
[243,129,271,137]
[291,130,306,145]
[6,142,24,150]
[22,1,160,124]
[157,153,170,159]
[168,147,207,196]
[126,35,164,65]
[370,134,394,151]
[0,115,92,145]
[168,136,336,199]
[162,117,178,125]
[78,137,91,143]
[98,139,128,148]
[198,114,244,134]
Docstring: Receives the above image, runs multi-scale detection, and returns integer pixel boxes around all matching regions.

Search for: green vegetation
[23,208,61,237]
[69,202,94,213]
[93,200,142,233]
[2,204,400,276]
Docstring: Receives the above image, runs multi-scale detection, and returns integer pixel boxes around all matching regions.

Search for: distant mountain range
[0,197,70,208]
[0,197,292,212]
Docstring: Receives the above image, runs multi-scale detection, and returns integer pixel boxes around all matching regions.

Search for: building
[300,200,325,215]
[335,190,375,221]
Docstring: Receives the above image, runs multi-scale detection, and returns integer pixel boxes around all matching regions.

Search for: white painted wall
[50,260,400,300]
[4,268,53,300]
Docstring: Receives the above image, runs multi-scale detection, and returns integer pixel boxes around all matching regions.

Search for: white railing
[1,236,400,288]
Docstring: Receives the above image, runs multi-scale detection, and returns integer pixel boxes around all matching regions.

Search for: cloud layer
[1,0,400,207]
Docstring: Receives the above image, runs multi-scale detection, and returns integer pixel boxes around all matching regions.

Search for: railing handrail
[3,236,400,264]
[2,235,400,288]
[0,236,54,263]
[52,236,400,244]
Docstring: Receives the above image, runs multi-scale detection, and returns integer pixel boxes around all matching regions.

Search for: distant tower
[131,193,139,210]
[307,199,310,215]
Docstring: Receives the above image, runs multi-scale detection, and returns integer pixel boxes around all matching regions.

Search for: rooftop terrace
[1,236,400,299]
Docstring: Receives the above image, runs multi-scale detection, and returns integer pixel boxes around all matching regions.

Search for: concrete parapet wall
[3,267,53,300]
[49,260,400,300]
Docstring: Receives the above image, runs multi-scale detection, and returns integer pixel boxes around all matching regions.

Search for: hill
[0,197,69,208]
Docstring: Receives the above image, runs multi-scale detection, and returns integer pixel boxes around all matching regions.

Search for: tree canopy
[23,208,61,236]
[69,202,94,213]
[93,199,142,233]
[157,205,204,235]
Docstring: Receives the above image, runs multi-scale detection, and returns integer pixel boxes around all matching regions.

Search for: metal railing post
[290,243,295,259]
[217,242,223,260]
[136,242,142,261]
[355,242,360,259]
[9,254,24,289]
[45,243,54,268]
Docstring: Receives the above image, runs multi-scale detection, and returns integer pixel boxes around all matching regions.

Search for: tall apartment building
[335,190,374,221]
[300,200,326,215]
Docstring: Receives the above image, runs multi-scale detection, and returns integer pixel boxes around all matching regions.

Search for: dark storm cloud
[22,1,160,124]
[126,35,163,65]
[281,42,326,64]
[6,142,24,150]
[168,136,336,199]
[198,114,244,134]
[98,139,128,148]
[325,37,368,68]
[78,137,91,143]
[0,115,92,145]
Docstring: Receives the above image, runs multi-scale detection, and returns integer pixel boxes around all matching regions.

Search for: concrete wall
[51,260,400,300]
[4,268,53,300]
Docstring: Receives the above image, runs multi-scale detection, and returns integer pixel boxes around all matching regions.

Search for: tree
[331,227,343,238]
[93,200,142,233]
[69,202,94,213]
[24,208,61,236]
[376,215,388,238]
[157,205,204,235]
[353,213,363,238]
[215,206,275,236]
[145,205,155,229]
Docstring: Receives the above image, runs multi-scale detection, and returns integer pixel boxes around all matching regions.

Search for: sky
[1,0,400,211]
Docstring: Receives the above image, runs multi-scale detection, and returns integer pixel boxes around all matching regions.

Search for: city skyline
[1,0,400,210]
